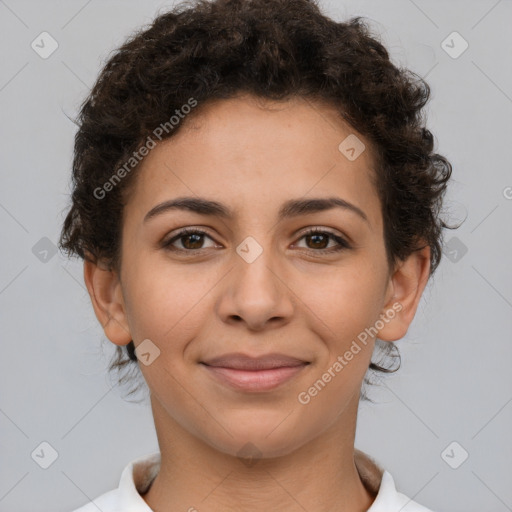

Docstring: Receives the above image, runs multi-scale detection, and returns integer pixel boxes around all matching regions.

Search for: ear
[83,257,132,346]
[377,245,431,342]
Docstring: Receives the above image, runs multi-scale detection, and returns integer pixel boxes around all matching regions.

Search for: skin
[84,94,430,512]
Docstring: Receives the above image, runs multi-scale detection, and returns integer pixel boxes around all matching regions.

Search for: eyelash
[161,227,351,255]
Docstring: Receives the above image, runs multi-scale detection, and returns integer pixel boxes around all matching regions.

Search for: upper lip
[201,353,309,370]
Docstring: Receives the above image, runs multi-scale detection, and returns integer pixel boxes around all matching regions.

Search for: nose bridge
[216,229,294,329]
[234,231,281,300]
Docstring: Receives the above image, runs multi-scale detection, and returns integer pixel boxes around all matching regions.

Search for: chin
[198,413,311,460]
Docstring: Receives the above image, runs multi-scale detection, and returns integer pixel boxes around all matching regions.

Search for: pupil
[185,234,203,249]
[309,234,327,249]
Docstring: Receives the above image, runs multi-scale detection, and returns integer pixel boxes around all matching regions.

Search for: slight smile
[200,353,311,392]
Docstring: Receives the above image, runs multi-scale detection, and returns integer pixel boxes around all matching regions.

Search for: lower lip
[201,364,308,392]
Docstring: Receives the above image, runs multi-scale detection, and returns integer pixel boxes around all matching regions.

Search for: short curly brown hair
[59,0,454,401]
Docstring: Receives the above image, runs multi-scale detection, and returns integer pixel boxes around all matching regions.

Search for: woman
[60,0,453,509]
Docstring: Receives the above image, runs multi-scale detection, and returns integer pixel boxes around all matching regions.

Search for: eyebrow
[143,196,369,224]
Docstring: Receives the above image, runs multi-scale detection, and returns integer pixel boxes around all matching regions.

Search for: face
[97,95,410,458]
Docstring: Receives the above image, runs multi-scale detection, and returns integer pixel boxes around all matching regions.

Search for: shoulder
[354,450,435,511]
[68,488,120,512]
[368,470,437,512]
[67,451,160,512]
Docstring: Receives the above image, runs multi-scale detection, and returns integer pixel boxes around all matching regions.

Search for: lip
[202,352,309,370]
[200,352,310,392]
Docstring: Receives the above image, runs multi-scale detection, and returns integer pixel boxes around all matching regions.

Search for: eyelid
[292,227,352,250]
[294,225,346,240]
[161,226,219,248]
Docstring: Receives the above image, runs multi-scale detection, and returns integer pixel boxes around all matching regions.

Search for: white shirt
[70,450,435,511]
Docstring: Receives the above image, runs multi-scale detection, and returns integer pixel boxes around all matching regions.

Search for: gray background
[1,0,511,511]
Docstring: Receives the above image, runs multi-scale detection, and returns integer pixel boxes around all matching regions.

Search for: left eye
[162,228,350,253]
[293,229,350,252]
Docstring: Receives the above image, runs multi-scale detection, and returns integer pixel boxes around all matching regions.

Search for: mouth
[200,353,310,392]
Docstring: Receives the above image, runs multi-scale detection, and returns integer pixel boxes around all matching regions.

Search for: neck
[142,394,378,512]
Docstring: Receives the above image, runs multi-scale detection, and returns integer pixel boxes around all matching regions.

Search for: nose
[215,245,294,331]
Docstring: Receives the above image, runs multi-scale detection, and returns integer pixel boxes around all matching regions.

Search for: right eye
[162,228,220,252]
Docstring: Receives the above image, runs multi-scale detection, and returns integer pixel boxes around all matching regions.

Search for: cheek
[122,257,217,346]
[295,270,382,412]
[297,262,387,347]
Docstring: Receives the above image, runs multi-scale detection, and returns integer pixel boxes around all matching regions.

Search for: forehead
[126,95,382,228]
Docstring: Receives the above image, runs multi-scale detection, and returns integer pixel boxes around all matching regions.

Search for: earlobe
[83,258,132,346]
[377,245,431,342]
